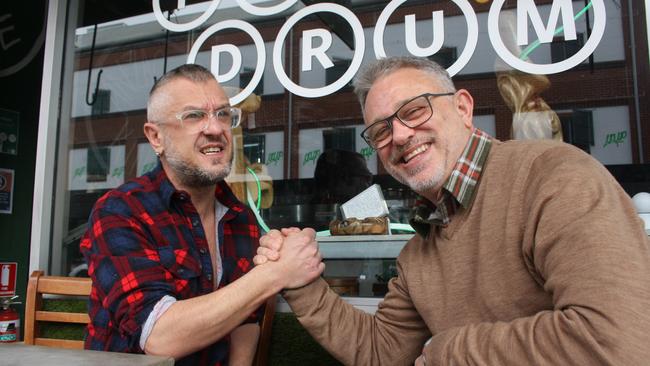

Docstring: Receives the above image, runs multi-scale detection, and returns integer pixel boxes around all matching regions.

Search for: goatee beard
[166,155,232,188]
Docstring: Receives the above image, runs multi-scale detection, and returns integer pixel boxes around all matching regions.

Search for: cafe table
[0,343,174,365]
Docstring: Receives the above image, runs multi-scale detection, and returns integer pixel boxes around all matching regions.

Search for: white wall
[68,145,125,190]
[137,142,157,176]
[246,130,285,180]
[474,114,496,137]
[589,106,632,164]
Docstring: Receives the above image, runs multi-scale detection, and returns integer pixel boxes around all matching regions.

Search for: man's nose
[390,118,415,145]
[202,114,228,134]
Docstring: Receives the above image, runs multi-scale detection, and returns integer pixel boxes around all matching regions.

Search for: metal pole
[286,28,294,178]
[627,0,644,163]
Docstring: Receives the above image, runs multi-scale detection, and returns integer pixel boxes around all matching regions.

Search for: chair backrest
[23,270,277,364]
[254,295,277,366]
[23,270,92,349]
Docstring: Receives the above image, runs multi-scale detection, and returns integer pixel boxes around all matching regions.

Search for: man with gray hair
[255,56,650,365]
[81,64,324,365]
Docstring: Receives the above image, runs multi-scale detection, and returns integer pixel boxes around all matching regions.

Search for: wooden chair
[23,270,276,364]
[254,295,277,366]
[24,270,91,349]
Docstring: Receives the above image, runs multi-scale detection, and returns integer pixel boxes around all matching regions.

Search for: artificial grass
[268,313,342,366]
[40,298,87,341]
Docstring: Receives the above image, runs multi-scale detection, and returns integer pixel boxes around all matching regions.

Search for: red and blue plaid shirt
[80,163,261,365]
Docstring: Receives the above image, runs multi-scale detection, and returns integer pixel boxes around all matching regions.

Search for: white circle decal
[373,0,478,77]
[187,20,266,106]
[488,0,606,74]
[153,0,221,32]
[236,0,298,16]
[272,3,365,98]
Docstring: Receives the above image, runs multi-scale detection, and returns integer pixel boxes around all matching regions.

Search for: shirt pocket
[157,245,202,296]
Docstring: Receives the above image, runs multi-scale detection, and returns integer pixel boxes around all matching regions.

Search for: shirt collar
[148,160,246,213]
[409,128,492,237]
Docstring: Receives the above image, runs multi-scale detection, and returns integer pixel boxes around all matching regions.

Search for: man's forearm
[145,226,324,360]
[229,323,260,366]
[144,265,281,359]
[285,277,430,366]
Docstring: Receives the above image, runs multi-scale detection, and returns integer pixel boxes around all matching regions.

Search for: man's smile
[402,143,430,164]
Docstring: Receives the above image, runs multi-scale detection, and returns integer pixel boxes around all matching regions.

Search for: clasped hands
[254,228,325,289]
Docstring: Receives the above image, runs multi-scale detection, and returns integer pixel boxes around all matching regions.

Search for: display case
[277,234,413,314]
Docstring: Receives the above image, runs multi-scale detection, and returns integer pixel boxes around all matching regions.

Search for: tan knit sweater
[284,139,650,365]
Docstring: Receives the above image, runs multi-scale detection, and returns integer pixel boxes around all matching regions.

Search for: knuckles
[253,255,267,265]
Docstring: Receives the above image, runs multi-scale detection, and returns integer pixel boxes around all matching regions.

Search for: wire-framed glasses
[174,106,242,133]
[360,92,455,149]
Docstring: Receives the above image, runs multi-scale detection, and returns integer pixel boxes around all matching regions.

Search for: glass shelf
[317,234,414,259]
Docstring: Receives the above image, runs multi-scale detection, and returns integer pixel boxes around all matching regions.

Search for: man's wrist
[251,264,286,295]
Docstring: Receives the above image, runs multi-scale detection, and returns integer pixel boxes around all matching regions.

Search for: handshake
[253,228,325,290]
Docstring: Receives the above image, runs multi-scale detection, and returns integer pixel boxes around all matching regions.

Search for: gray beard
[386,162,443,193]
[166,155,232,188]
[385,138,448,195]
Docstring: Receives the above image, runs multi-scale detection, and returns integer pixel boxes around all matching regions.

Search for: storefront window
[43,0,649,297]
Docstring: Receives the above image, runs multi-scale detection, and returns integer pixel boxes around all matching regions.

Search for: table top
[0,343,174,366]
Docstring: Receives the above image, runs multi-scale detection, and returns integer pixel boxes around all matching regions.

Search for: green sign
[360,146,374,159]
[603,131,627,148]
[303,149,320,165]
[0,109,19,155]
[111,166,125,178]
[267,151,283,166]
[73,166,86,179]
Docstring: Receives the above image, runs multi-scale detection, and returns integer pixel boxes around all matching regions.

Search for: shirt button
[192,219,200,227]
[199,248,207,254]
[178,268,185,275]
[206,273,213,281]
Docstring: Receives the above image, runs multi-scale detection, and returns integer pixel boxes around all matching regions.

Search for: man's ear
[143,122,164,156]
[454,89,474,129]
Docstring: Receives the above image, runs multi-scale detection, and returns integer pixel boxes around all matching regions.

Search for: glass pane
[51,0,650,302]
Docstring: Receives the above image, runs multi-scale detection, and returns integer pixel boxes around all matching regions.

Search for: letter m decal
[517,0,577,45]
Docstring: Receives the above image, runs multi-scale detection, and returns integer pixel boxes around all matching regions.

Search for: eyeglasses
[360,92,455,149]
[174,106,242,133]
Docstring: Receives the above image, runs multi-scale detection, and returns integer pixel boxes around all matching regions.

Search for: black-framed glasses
[173,106,242,133]
[360,92,455,149]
